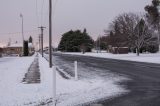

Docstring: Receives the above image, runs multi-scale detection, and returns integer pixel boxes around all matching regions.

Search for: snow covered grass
[64,52,160,64]
[0,55,54,106]
[0,54,128,106]
[0,56,35,106]
[41,55,129,106]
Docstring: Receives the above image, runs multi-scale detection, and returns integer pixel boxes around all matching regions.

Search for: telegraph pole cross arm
[38,26,46,57]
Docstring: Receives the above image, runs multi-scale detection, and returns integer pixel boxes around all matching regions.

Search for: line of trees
[58,12,158,55]
[58,0,160,55]
[101,13,158,55]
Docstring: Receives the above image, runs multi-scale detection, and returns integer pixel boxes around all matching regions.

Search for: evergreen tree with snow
[58,29,94,53]
[29,36,33,43]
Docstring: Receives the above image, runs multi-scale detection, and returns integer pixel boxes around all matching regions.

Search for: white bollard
[52,66,56,106]
[74,61,78,80]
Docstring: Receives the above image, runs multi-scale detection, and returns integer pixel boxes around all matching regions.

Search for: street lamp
[20,13,24,56]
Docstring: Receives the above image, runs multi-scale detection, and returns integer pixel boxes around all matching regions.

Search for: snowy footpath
[0,54,128,106]
[64,52,160,64]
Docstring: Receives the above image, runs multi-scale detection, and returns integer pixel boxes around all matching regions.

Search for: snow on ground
[0,56,35,106]
[64,52,160,64]
[40,55,129,106]
[0,55,55,106]
[0,54,128,106]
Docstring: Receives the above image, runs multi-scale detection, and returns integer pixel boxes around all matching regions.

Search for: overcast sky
[0,0,151,47]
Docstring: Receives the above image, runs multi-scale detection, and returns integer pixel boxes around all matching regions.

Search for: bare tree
[105,13,140,51]
[105,13,158,54]
[133,19,157,56]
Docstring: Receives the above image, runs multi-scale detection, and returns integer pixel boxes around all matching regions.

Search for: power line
[53,0,58,17]
[0,30,38,35]
[42,0,58,27]
[42,1,48,27]
[41,0,45,26]
[36,0,40,27]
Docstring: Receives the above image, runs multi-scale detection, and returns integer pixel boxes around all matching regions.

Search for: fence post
[52,66,56,106]
[74,61,78,80]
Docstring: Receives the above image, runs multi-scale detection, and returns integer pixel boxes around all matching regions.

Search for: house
[111,47,129,54]
[4,43,23,56]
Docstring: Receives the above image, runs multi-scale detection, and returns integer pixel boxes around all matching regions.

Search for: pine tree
[29,36,33,43]
[58,29,94,52]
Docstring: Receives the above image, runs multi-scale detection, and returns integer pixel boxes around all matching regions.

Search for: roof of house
[7,43,23,48]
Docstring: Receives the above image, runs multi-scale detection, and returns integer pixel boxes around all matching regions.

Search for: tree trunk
[136,48,140,56]
[82,49,85,54]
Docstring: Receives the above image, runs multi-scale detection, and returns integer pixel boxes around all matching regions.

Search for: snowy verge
[0,56,35,106]
[63,52,160,64]
[39,55,129,106]
[0,55,128,106]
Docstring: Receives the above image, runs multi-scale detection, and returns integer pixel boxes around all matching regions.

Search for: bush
[23,40,29,56]
[147,45,159,53]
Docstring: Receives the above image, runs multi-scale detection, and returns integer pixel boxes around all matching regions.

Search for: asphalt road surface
[52,53,160,106]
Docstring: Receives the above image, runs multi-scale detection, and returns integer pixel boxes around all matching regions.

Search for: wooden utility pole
[38,26,46,57]
[39,34,41,51]
[49,0,52,68]
[49,1,56,106]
